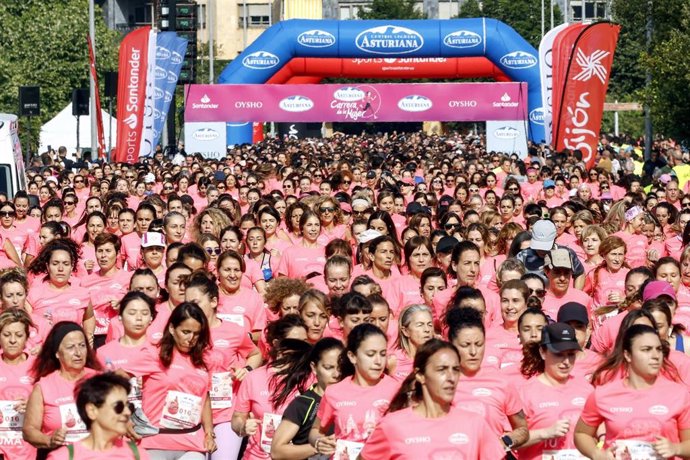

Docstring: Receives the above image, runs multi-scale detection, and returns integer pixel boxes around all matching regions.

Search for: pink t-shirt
[586,267,629,310]
[518,375,593,459]
[317,375,399,443]
[580,377,690,447]
[37,369,98,442]
[276,244,326,279]
[483,325,521,369]
[390,348,413,382]
[453,366,522,437]
[120,232,142,271]
[0,355,36,460]
[674,284,690,328]
[571,350,603,383]
[542,288,591,320]
[27,280,91,327]
[96,339,156,405]
[47,438,151,460]
[360,405,505,460]
[206,319,256,422]
[317,224,346,246]
[388,274,424,317]
[234,366,300,460]
[590,311,628,354]
[80,269,133,336]
[128,347,211,452]
[217,288,267,333]
[613,231,648,268]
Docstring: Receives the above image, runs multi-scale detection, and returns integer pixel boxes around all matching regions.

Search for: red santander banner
[114,27,152,163]
[553,22,620,168]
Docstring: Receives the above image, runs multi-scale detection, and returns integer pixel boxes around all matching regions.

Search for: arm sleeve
[315,389,335,431]
[579,390,603,428]
[234,372,253,413]
[360,417,393,460]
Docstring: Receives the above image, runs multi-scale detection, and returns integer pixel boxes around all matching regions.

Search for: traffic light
[159,1,198,84]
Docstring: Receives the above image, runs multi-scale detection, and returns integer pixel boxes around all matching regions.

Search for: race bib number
[260,413,282,453]
[542,449,588,459]
[217,313,245,327]
[128,376,143,408]
[0,401,23,442]
[334,439,364,460]
[210,372,234,409]
[59,403,88,442]
[613,440,662,460]
[160,391,202,429]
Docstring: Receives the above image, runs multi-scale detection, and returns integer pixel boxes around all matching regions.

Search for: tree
[457,0,561,49]
[610,0,690,141]
[357,0,426,20]
[0,0,120,154]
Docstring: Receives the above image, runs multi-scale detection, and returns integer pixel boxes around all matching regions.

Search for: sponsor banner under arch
[184,82,527,123]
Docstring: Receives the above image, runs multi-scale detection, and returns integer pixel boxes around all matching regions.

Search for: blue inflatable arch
[218,18,544,144]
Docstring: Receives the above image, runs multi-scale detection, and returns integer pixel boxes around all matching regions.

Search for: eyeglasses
[508,187,519,192]
[205,247,222,255]
[353,209,370,216]
[163,186,174,191]
[112,400,136,415]
[0,211,15,217]
[528,288,546,298]
[74,179,84,184]
[64,201,76,205]
[320,207,336,213]
[589,172,598,177]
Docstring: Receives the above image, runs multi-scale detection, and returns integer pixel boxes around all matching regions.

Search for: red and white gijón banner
[552,22,620,169]
[114,27,154,163]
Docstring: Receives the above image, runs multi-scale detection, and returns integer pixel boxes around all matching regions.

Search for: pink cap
[402,177,414,185]
[642,280,676,301]
[340,202,352,213]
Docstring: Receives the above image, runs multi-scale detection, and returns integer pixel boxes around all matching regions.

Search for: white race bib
[613,440,662,460]
[59,403,88,442]
[160,391,202,429]
[210,372,234,409]
[542,449,588,459]
[217,313,245,327]
[334,439,364,460]
[0,401,23,442]
[128,376,143,408]
[260,413,282,453]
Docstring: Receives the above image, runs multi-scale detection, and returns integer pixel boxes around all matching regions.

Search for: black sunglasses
[0,211,15,217]
[320,207,337,213]
[205,247,222,255]
[529,288,546,298]
[113,400,136,415]
[444,223,460,230]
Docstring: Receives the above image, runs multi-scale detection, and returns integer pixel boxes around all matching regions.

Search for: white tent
[39,103,117,155]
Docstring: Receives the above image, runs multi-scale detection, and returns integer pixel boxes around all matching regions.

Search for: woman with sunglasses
[447,307,529,453]
[316,196,347,245]
[0,202,23,269]
[575,324,690,459]
[61,193,80,227]
[0,308,37,460]
[199,233,222,271]
[46,372,150,460]
[23,322,102,455]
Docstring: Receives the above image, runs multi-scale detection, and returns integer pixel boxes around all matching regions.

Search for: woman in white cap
[140,232,167,285]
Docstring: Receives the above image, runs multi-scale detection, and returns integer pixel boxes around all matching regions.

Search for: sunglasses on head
[112,400,136,415]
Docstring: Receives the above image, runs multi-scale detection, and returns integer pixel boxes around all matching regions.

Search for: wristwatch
[501,435,514,451]
[245,364,254,372]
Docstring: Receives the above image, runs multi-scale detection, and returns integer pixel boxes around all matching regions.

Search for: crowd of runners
[1,131,690,459]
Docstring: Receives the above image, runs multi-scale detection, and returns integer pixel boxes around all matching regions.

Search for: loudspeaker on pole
[19,86,40,116]
[72,88,90,116]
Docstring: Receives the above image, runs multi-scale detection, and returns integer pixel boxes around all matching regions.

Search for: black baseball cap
[557,302,589,326]
[436,236,459,255]
[541,323,582,353]
[406,202,430,216]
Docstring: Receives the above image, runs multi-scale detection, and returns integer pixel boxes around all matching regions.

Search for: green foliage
[357,0,426,20]
[0,0,120,153]
[457,0,561,49]
[610,0,690,141]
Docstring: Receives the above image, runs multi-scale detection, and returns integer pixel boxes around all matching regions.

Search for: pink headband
[625,206,643,222]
